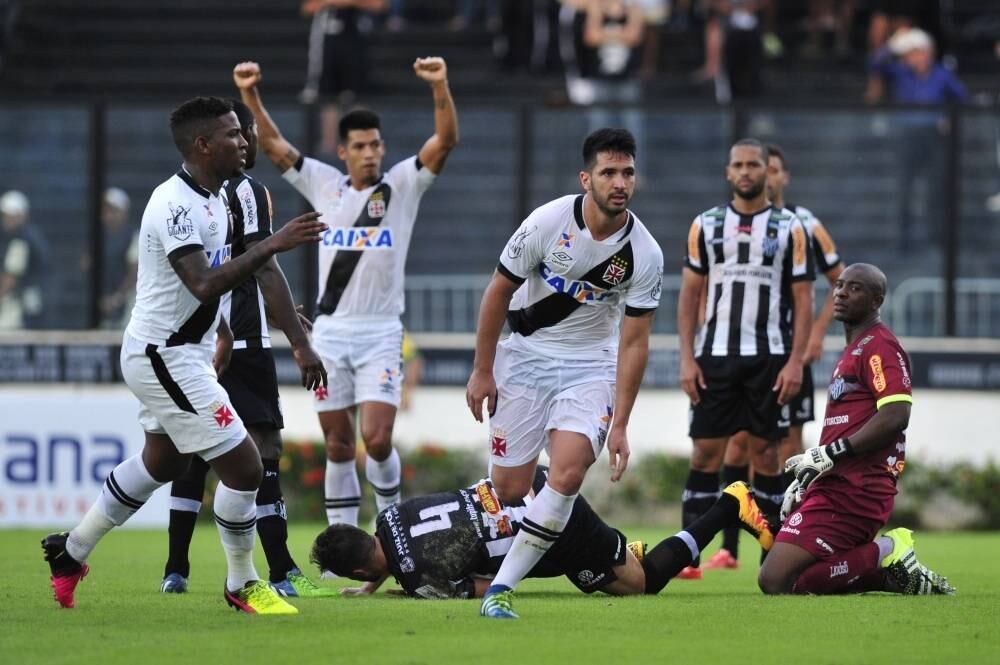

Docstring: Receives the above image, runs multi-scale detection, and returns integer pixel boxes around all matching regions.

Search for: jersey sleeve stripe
[497,261,526,285]
[876,393,913,409]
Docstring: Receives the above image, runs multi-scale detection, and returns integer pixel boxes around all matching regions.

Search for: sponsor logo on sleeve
[792,223,806,266]
[870,355,887,392]
[506,225,534,259]
[475,482,501,516]
[897,351,912,387]
[166,203,194,241]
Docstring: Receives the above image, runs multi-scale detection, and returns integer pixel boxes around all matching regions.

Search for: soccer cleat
[881,528,956,596]
[627,541,647,562]
[42,532,89,609]
[723,481,775,551]
[160,572,189,594]
[319,569,339,580]
[224,580,299,615]
[702,548,739,570]
[675,566,703,580]
[480,586,518,619]
[272,567,338,598]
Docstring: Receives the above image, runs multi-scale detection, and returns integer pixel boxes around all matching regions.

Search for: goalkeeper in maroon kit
[758,263,955,596]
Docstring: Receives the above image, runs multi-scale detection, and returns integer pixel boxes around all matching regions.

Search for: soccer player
[759,262,955,595]
[310,470,773,599]
[234,58,459,526]
[466,128,663,618]
[159,100,332,598]
[676,138,814,579]
[41,97,326,614]
[705,142,845,570]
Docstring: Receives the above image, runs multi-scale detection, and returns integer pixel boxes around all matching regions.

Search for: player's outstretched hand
[679,355,706,405]
[413,57,447,83]
[607,425,630,482]
[269,212,325,252]
[465,368,497,423]
[773,357,803,405]
[294,304,313,333]
[233,61,262,89]
[340,586,375,597]
[293,343,327,391]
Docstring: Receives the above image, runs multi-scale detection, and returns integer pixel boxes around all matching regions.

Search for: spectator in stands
[561,0,644,111]
[636,0,668,80]
[449,0,502,32]
[0,190,49,329]
[300,0,387,155]
[80,187,138,329]
[692,1,768,103]
[867,0,941,56]
[866,28,968,248]
[802,0,854,59]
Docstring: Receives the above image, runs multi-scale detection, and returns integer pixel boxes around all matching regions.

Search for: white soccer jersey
[126,168,232,348]
[283,155,436,319]
[787,204,842,275]
[498,194,663,360]
[685,203,814,358]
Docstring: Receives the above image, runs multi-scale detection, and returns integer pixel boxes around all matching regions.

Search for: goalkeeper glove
[784,438,854,493]
[779,478,802,523]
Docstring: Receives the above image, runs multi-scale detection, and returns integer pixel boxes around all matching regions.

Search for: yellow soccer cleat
[722,481,774,551]
[224,580,299,615]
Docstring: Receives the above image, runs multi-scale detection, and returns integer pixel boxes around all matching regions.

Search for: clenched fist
[413,57,448,83]
[233,61,262,90]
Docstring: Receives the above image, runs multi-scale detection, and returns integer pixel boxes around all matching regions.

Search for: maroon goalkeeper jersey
[810,322,913,521]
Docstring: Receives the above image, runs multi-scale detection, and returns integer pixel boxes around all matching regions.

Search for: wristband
[827,437,854,461]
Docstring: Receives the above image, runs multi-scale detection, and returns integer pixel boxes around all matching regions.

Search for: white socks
[366,449,401,513]
[214,482,259,592]
[325,459,360,526]
[67,454,162,563]
[492,483,576,590]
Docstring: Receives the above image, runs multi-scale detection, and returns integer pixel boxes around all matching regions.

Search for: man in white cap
[0,190,50,329]
[99,187,140,327]
[865,28,968,248]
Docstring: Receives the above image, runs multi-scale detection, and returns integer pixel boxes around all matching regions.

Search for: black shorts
[689,354,790,441]
[219,348,284,430]
[319,35,367,98]
[788,364,815,426]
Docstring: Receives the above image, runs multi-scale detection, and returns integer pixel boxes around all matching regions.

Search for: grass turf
[2,524,997,665]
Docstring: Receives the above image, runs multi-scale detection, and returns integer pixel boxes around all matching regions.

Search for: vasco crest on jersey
[166,203,194,241]
[367,191,386,218]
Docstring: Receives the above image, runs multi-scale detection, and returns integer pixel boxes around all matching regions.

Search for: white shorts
[488,339,616,468]
[120,333,247,460]
[310,316,404,412]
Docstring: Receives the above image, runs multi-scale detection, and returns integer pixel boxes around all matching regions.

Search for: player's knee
[362,428,393,461]
[325,434,355,462]
[546,466,586,495]
[757,567,792,595]
[493,476,533,504]
[690,445,723,471]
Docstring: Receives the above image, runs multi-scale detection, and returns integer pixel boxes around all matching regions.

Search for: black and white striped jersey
[498,194,663,360]
[282,155,435,320]
[220,175,272,349]
[126,168,233,348]
[685,203,814,357]
[787,203,842,275]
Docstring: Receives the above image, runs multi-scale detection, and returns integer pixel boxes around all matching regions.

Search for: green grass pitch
[2,525,998,665]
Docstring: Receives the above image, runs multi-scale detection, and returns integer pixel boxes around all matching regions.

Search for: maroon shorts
[775,487,885,560]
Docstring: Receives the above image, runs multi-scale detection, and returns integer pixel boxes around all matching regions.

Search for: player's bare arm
[248,244,328,391]
[233,62,302,173]
[465,270,520,422]
[340,571,391,596]
[774,280,813,404]
[677,267,707,404]
[414,57,459,175]
[804,262,844,363]
[608,311,654,481]
[168,211,324,302]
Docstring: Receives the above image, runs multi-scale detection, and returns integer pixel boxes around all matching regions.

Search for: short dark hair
[582,128,636,170]
[229,99,255,136]
[730,138,769,164]
[339,109,381,142]
[310,524,376,578]
[169,96,233,157]
[765,143,787,171]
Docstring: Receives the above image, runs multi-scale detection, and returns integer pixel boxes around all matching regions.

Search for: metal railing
[890,277,1000,337]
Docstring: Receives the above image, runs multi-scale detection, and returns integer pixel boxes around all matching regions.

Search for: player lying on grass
[760,262,955,596]
[310,468,771,599]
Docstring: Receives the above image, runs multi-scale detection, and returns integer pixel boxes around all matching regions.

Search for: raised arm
[169,212,324,303]
[233,62,303,173]
[413,57,459,175]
